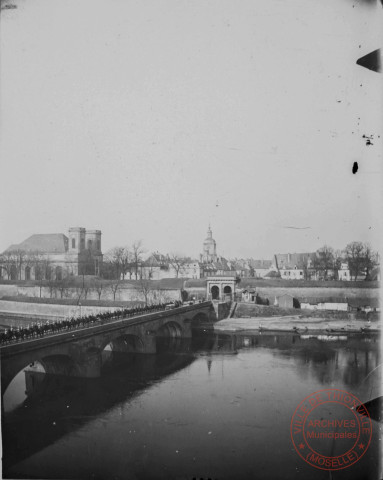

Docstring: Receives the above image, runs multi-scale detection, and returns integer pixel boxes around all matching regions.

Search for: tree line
[103,241,190,280]
[310,242,378,281]
[0,239,379,284]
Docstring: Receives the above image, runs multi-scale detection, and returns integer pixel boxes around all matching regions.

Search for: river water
[2,332,381,480]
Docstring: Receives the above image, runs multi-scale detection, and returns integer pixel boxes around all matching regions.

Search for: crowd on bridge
[0,301,184,345]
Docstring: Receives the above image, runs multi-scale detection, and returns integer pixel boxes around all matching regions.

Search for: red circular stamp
[290,389,372,470]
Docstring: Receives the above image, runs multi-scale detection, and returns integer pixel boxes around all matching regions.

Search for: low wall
[233,302,377,320]
[183,288,206,301]
[0,300,120,320]
[212,301,231,320]
[0,284,181,303]
[255,286,380,303]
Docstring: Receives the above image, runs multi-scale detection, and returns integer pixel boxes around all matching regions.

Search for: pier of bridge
[0,302,219,393]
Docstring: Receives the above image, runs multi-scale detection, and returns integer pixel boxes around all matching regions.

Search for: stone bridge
[1,302,216,393]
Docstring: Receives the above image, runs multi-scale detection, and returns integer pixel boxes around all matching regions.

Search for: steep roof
[4,234,68,254]
[184,279,207,288]
[248,259,273,269]
[142,253,169,267]
[274,252,316,269]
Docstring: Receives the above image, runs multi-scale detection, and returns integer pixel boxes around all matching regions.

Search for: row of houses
[140,255,380,282]
[0,225,380,282]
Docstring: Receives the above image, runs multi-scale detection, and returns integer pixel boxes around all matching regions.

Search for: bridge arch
[113,334,145,353]
[223,285,232,300]
[101,334,145,354]
[191,312,209,326]
[39,354,78,377]
[157,321,182,338]
[2,360,46,413]
[1,302,213,390]
[211,285,220,300]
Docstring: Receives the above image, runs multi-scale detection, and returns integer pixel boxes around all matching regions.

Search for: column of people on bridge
[0,301,184,345]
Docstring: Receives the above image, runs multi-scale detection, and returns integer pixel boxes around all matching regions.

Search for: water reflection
[3,342,196,471]
[2,332,381,480]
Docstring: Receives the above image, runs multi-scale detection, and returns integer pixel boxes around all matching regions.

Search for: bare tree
[313,245,334,280]
[344,241,366,281]
[104,246,132,279]
[362,243,378,280]
[141,255,157,280]
[332,249,343,272]
[168,253,188,278]
[92,277,105,300]
[9,249,26,280]
[104,247,122,279]
[56,277,71,298]
[120,248,133,279]
[47,278,57,298]
[75,285,84,303]
[136,271,152,306]
[31,254,52,297]
[0,251,16,279]
[109,281,121,301]
[131,240,145,280]
[82,280,92,299]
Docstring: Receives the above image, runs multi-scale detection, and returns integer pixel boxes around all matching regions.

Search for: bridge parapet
[1,301,216,393]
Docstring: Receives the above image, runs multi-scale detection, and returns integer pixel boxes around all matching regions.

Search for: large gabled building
[0,227,103,280]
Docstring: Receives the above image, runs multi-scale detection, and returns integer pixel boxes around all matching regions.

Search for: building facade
[0,227,103,280]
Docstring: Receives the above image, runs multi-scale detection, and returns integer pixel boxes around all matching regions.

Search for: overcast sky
[1,0,382,259]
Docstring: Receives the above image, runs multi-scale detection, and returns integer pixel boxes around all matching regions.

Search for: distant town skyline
[1,0,382,260]
[1,223,379,263]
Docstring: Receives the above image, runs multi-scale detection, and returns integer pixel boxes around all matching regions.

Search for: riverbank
[214,315,381,334]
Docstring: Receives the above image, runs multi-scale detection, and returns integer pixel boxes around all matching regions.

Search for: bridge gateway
[1,302,216,394]
[207,276,236,301]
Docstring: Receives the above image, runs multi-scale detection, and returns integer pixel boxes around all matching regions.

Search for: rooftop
[4,234,68,254]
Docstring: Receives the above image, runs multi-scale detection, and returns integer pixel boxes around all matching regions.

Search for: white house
[279,268,304,280]
[338,263,351,281]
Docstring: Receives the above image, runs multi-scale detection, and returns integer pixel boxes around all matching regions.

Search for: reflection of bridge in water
[0,302,216,393]
[2,342,197,471]
[2,330,380,474]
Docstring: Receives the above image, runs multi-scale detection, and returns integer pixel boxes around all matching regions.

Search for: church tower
[201,224,217,263]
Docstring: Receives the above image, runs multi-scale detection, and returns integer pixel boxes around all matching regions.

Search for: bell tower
[68,227,86,253]
[202,224,217,262]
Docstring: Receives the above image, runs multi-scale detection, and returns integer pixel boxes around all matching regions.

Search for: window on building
[72,238,76,249]
[87,239,92,249]
[97,240,100,250]
[80,238,85,249]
